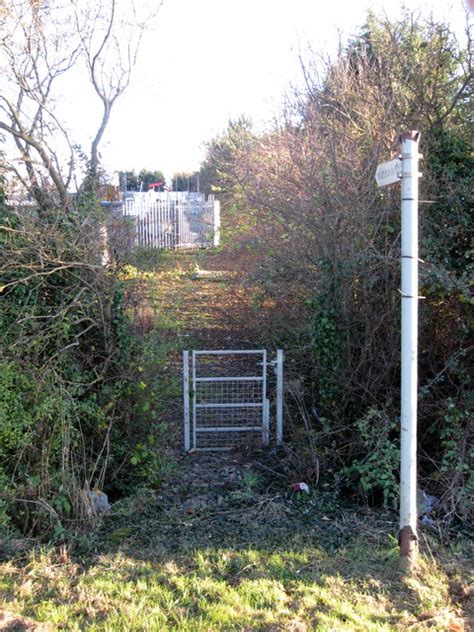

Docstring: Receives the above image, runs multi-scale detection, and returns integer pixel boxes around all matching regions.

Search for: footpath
[1,249,471,631]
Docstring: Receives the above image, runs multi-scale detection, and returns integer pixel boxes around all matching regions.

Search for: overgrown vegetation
[0,0,161,537]
[0,8,472,630]
[197,13,473,522]
[0,192,155,537]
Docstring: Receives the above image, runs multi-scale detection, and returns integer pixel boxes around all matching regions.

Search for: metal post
[183,351,190,452]
[262,350,267,444]
[192,351,197,451]
[276,349,284,445]
[399,131,421,568]
[263,399,270,447]
[213,201,221,247]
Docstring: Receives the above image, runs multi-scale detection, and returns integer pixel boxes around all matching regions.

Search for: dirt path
[119,247,308,560]
[120,247,295,516]
[132,249,268,348]
[122,249,276,454]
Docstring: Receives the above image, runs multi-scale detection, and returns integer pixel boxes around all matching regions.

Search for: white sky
[63,0,470,184]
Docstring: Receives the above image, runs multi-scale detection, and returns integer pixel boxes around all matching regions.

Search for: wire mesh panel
[190,350,267,451]
[195,380,263,404]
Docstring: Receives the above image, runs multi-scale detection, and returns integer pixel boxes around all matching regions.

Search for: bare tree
[0,0,162,532]
[0,0,161,209]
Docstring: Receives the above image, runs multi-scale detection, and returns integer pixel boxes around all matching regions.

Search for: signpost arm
[399,131,421,569]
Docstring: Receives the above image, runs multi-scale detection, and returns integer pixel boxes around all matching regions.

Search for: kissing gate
[183,350,284,451]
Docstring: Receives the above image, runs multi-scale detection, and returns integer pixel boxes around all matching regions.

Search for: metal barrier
[122,194,220,249]
[183,349,283,451]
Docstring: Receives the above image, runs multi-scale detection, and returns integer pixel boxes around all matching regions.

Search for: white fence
[122,193,220,250]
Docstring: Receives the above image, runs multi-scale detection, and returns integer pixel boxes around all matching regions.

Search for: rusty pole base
[399,525,418,572]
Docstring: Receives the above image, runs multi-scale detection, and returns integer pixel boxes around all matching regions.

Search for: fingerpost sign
[375,157,401,187]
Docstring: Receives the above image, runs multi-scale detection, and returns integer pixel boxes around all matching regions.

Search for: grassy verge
[1,486,472,631]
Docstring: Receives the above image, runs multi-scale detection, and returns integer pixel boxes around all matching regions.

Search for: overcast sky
[62,0,470,183]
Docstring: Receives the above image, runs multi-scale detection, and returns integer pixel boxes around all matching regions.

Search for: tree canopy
[171,171,201,192]
[119,169,166,191]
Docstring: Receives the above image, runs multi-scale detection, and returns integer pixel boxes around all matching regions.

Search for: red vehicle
[148,182,165,191]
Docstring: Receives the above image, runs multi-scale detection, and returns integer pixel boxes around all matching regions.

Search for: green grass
[0,543,468,630]
[1,494,472,631]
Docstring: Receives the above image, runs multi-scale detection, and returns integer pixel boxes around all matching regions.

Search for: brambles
[199,13,473,521]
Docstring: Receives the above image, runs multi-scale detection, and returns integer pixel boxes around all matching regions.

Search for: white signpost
[375,157,402,187]
[376,132,421,569]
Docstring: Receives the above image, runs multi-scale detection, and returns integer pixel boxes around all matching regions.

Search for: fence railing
[121,194,220,250]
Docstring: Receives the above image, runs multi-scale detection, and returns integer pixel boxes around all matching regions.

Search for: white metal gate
[122,195,220,250]
[183,349,283,452]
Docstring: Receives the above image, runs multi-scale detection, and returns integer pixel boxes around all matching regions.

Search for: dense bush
[0,0,163,539]
[199,14,473,522]
[0,196,154,537]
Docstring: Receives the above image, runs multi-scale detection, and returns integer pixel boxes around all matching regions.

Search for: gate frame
[183,349,283,452]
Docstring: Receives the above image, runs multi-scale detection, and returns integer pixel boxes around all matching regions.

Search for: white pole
[192,351,197,451]
[262,350,267,444]
[276,349,284,445]
[213,201,221,247]
[399,131,421,568]
[183,351,190,452]
[263,399,270,447]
